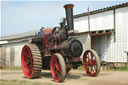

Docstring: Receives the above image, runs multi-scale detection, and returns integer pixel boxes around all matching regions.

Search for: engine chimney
[64,4,74,31]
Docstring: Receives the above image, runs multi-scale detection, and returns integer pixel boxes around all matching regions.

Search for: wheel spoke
[92,60,96,65]
[94,65,97,71]
[24,52,29,58]
[91,66,95,73]
[26,48,31,57]
[29,63,33,71]
[28,65,33,76]
[55,64,61,72]
[54,57,58,64]
[86,66,89,72]
[87,54,89,59]
[24,63,28,68]
[88,59,91,64]
[88,66,91,72]
[24,65,28,73]
[93,66,96,72]
[55,71,61,81]
[90,52,93,60]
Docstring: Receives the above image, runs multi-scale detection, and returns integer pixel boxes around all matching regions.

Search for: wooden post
[125,51,128,69]
[127,53,128,69]
[88,7,91,49]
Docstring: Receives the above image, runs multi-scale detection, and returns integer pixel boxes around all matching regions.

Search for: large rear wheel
[50,53,66,82]
[83,49,101,76]
[21,44,42,79]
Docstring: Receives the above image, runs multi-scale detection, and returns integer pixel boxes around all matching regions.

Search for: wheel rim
[21,45,34,78]
[83,50,97,76]
[50,55,62,82]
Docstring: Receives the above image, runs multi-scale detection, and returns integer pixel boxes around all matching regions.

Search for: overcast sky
[1,0,128,36]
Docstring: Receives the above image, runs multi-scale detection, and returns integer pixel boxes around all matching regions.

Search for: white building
[73,2,128,63]
[0,2,128,67]
[0,31,38,67]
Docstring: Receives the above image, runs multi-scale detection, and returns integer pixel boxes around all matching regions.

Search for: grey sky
[1,0,128,36]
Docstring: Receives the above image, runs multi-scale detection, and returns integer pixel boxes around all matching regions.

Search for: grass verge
[104,66,128,71]
[76,66,128,71]
[0,66,22,70]
[0,80,55,85]
[77,66,85,71]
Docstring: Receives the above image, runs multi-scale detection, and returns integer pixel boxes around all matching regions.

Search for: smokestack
[64,4,74,30]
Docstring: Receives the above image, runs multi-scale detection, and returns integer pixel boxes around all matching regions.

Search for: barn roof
[62,2,128,22]
[0,30,38,41]
[0,28,52,41]
[73,2,128,18]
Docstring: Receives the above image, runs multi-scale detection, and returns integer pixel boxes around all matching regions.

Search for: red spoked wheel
[21,44,42,79]
[83,49,101,76]
[50,53,66,82]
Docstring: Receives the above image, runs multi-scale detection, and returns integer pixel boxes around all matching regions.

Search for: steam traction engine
[21,4,101,82]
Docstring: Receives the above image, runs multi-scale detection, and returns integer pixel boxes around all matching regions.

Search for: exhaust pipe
[64,4,74,31]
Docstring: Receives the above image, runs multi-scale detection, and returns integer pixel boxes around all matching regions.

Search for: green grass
[77,66,85,71]
[0,66,22,70]
[105,66,128,71]
[0,80,56,85]
[118,66,128,70]
[76,66,128,71]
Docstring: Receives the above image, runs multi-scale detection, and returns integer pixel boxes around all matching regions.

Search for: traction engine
[21,4,101,82]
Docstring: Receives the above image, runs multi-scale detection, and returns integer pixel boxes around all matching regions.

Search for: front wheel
[50,53,66,82]
[82,49,101,76]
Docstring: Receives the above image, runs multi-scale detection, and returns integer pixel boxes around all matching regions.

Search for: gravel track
[0,70,128,85]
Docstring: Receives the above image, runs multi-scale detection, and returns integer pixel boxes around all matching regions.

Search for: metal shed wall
[77,32,91,58]
[90,10,114,31]
[6,46,10,66]
[0,42,28,67]
[74,17,88,32]
[114,6,128,62]
[74,10,114,32]
[74,6,128,62]
[104,6,128,62]
[13,43,27,66]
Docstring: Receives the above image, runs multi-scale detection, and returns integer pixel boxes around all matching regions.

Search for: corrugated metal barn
[0,2,128,67]
[0,31,38,67]
[73,2,128,63]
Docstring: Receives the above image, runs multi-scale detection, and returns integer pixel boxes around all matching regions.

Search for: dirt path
[0,70,128,85]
